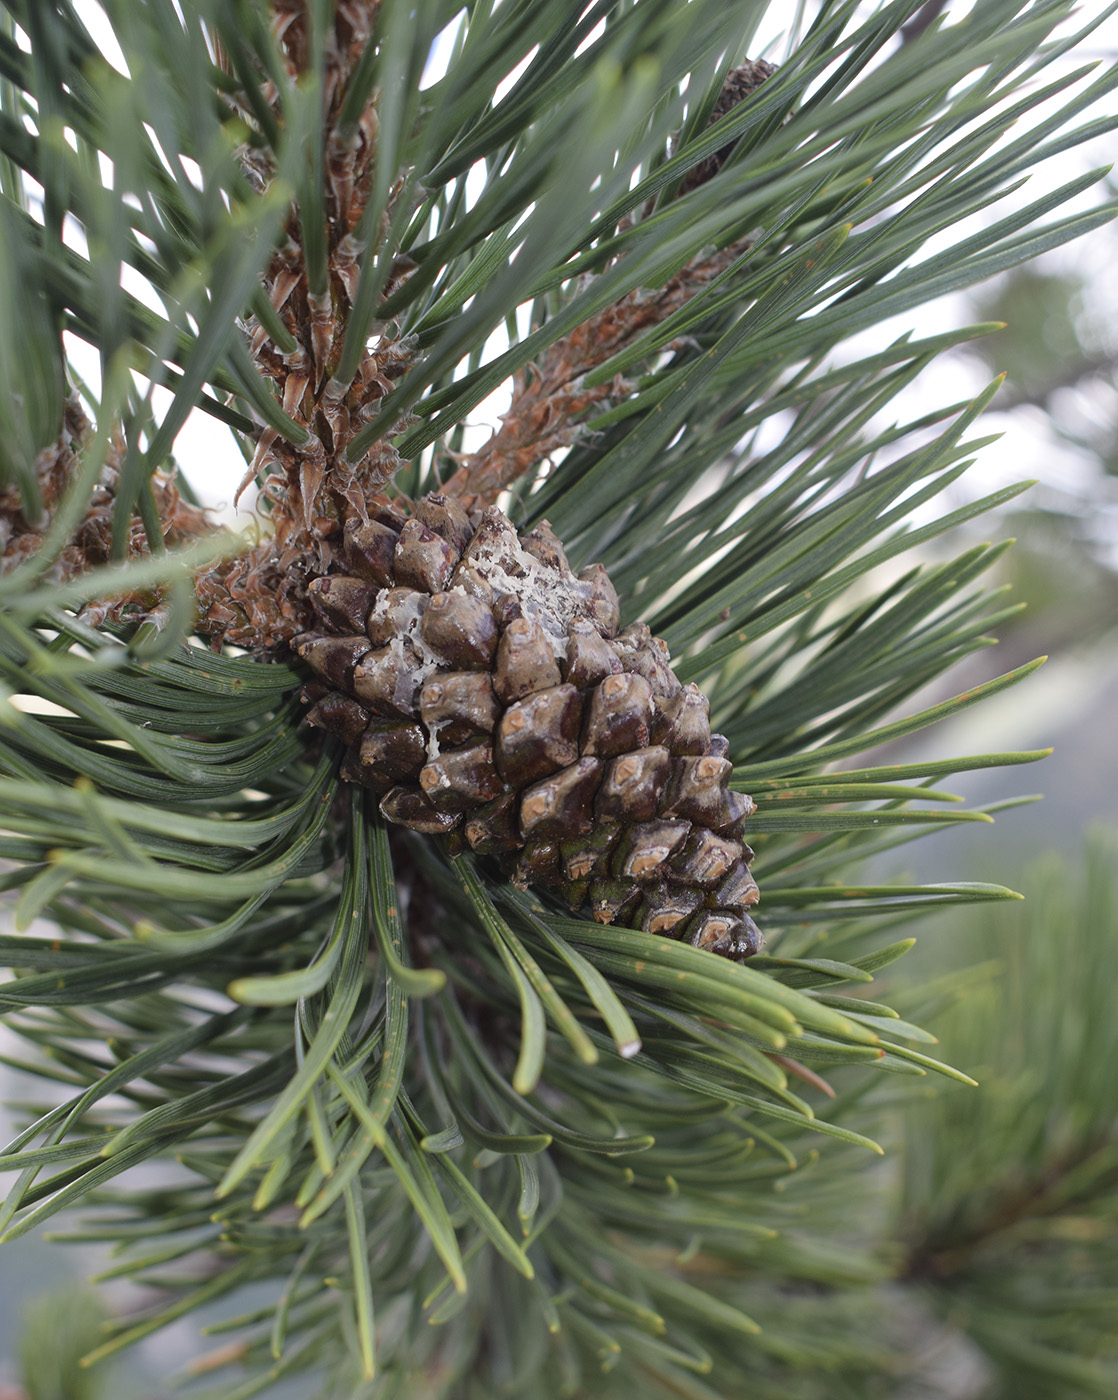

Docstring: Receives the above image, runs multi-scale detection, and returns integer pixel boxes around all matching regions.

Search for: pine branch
[441,61,777,510]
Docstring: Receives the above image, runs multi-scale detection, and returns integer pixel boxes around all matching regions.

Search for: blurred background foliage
[889,223,1118,870]
[2,1286,113,1400]
[967,232,1118,652]
[894,828,1118,1400]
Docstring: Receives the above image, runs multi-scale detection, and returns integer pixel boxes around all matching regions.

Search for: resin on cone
[296,496,761,960]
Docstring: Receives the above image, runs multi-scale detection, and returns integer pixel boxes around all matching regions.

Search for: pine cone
[295,495,761,960]
[677,59,778,196]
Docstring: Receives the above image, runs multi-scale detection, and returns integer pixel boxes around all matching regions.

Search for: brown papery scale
[294,500,763,961]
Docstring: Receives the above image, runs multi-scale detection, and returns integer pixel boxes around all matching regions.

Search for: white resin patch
[457,535,583,660]
[365,589,450,760]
